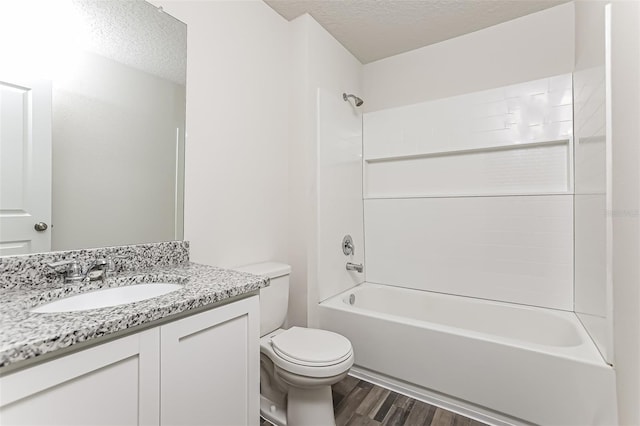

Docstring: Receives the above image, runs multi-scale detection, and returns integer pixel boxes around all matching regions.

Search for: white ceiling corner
[264,0,571,64]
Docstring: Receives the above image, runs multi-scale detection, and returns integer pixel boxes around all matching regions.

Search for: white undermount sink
[31,283,183,313]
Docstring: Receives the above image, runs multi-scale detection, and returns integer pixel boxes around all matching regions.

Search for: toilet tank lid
[234,262,291,279]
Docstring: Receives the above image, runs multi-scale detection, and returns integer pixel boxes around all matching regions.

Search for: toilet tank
[234,262,291,337]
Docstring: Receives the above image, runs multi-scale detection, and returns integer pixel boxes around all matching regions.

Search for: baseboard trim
[348,366,531,426]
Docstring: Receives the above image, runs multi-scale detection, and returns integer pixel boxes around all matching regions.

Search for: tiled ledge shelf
[364,138,570,163]
[364,191,573,200]
[364,138,573,199]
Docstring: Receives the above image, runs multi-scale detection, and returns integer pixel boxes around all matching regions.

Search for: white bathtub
[318,283,617,426]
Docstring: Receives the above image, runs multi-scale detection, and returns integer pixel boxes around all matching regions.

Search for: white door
[0,77,52,255]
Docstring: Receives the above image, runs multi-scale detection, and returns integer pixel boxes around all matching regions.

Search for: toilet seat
[261,328,354,378]
[271,327,353,366]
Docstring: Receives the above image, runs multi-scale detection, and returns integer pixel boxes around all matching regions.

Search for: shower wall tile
[362,74,573,199]
[364,74,573,161]
[316,89,365,302]
[573,58,612,362]
[365,143,569,198]
[364,196,574,310]
[361,74,576,310]
[574,65,606,194]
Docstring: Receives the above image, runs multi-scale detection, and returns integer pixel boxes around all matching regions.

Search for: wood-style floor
[260,375,488,426]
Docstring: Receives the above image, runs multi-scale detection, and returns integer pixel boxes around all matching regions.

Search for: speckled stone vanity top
[0,242,268,369]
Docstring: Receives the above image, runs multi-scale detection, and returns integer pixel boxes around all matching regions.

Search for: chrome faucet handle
[85,257,116,281]
[89,258,108,268]
[105,256,116,274]
[342,235,355,256]
[46,260,85,283]
[103,254,128,277]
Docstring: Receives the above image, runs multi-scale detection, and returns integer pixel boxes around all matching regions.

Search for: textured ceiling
[265,0,570,64]
[73,0,186,84]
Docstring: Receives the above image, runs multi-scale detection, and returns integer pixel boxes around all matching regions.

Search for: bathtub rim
[320,282,609,367]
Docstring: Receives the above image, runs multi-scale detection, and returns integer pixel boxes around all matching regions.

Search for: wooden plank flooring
[260,375,488,426]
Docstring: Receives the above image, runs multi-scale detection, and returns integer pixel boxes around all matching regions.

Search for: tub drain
[348,294,355,305]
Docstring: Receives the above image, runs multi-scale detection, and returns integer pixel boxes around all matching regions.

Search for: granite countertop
[0,262,268,369]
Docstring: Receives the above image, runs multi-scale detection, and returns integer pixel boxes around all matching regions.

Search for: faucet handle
[342,235,355,256]
[105,256,117,274]
[104,255,127,276]
[47,260,85,283]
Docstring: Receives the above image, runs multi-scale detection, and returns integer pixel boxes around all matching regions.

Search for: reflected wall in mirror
[0,0,186,256]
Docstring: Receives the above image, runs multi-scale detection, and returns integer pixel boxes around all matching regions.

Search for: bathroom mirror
[0,0,186,256]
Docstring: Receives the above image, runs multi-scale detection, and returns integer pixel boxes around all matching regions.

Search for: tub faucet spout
[346,262,363,273]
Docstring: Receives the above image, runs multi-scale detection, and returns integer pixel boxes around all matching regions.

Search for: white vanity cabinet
[0,328,160,426]
[160,295,260,426]
[0,295,259,426]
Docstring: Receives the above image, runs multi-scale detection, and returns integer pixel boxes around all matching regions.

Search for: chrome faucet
[84,258,110,282]
[47,256,118,284]
[47,260,85,283]
[346,262,363,273]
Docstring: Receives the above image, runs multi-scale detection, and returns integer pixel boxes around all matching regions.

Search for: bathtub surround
[363,74,575,311]
[365,196,574,310]
[609,1,640,424]
[573,0,612,364]
[573,2,640,423]
[316,88,365,303]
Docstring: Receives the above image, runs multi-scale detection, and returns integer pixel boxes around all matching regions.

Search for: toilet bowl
[235,262,354,426]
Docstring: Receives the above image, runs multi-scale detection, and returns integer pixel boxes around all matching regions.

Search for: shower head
[343,93,364,107]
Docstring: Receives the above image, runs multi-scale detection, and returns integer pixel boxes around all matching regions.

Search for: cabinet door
[0,328,160,426]
[160,295,259,426]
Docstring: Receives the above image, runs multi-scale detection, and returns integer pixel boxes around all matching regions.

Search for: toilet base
[260,385,338,426]
[287,385,336,426]
[260,395,287,426]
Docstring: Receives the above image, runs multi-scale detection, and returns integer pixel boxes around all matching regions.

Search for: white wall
[150,4,362,329]
[288,15,363,327]
[363,2,575,112]
[609,1,640,424]
[150,0,290,268]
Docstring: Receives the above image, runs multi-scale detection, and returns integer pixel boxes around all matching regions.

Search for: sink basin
[31,283,183,313]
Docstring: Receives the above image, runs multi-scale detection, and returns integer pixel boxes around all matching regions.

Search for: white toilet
[235,262,354,426]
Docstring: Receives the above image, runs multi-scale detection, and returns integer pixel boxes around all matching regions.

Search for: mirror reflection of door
[0,77,52,255]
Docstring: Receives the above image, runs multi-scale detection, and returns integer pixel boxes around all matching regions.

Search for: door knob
[34,222,48,232]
